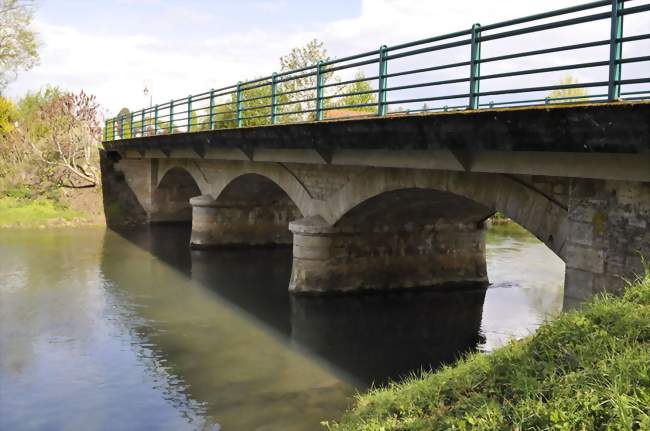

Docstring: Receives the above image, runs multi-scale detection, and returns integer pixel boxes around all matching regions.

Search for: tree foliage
[0,95,18,134]
[1,89,102,190]
[278,38,336,121]
[548,75,589,103]
[335,71,377,113]
[0,0,39,92]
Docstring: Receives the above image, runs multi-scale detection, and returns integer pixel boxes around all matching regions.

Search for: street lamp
[143,82,152,108]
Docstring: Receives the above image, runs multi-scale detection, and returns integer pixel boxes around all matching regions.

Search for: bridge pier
[288,216,488,294]
[189,194,299,249]
[564,180,650,309]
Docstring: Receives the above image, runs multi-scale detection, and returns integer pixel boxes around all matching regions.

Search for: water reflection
[0,223,564,430]
[112,224,488,387]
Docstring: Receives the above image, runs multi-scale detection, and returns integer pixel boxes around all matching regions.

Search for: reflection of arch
[324,170,567,260]
[151,167,202,222]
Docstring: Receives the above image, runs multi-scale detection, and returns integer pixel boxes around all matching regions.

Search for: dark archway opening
[151,167,202,223]
[192,174,303,247]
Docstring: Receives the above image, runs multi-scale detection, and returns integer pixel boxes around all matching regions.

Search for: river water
[0,224,564,430]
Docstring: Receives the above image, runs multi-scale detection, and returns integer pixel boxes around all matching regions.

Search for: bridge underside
[101,103,650,308]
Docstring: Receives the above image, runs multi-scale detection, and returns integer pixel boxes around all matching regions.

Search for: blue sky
[6,0,649,117]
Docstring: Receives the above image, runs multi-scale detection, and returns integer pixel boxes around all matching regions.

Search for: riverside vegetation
[326,266,650,430]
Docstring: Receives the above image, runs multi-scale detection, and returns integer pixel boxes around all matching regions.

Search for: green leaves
[0,0,39,91]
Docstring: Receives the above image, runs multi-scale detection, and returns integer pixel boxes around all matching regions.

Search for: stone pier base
[189,194,300,248]
[563,180,650,309]
[288,216,488,294]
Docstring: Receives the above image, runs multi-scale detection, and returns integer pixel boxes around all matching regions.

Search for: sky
[5,0,650,118]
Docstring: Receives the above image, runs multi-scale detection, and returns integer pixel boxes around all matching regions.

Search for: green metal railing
[103,0,650,142]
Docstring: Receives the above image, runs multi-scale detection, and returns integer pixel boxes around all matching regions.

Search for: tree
[0,0,39,92]
[0,95,18,134]
[278,39,335,122]
[336,70,377,113]
[25,91,102,188]
[548,75,589,103]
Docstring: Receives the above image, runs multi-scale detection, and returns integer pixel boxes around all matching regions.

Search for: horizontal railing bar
[478,80,609,97]
[385,76,470,93]
[386,93,471,105]
[480,60,610,81]
[326,57,380,73]
[385,60,471,79]
[620,3,650,16]
[480,0,611,31]
[481,93,603,106]
[321,74,380,89]
[480,39,610,64]
[479,11,611,43]
[386,29,472,52]
[386,38,470,62]
[321,88,378,101]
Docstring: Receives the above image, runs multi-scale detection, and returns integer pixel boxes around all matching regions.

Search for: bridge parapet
[103,0,649,143]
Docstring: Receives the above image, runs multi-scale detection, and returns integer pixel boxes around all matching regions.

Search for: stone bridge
[101,102,650,308]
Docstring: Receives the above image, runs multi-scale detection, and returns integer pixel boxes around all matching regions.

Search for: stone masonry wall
[564,179,650,308]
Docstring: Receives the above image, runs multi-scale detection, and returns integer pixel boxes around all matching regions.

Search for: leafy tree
[336,70,377,113]
[548,75,589,103]
[0,0,39,92]
[16,86,62,141]
[0,95,18,134]
[115,107,131,138]
[278,39,336,122]
[25,91,102,187]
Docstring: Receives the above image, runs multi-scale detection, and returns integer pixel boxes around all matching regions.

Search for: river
[0,223,564,430]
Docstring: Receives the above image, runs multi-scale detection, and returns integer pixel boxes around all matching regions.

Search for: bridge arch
[157,160,210,195]
[324,169,568,260]
[209,162,314,218]
[190,172,305,248]
[151,166,203,222]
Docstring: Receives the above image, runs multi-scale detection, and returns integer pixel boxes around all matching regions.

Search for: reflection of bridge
[101,1,650,308]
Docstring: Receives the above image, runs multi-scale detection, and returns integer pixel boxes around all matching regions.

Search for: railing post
[154,104,158,135]
[209,89,215,130]
[187,95,193,132]
[168,100,174,134]
[130,112,135,138]
[236,81,243,128]
[120,116,124,140]
[103,120,108,142]
[112,118,116,141]
[141,110,145,136]
[377,45,388,116]
[608,0,624,101]
[316,61,325,121]
[469,23,482,109]
[271,73,278,124]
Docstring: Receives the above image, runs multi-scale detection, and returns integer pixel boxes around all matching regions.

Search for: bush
[327,268,650,430]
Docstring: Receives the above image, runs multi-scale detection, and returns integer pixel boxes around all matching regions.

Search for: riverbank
[327,268,650,430]
[0,189,104,228]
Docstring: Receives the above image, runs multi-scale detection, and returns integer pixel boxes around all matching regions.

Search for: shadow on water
[106,223,487,387]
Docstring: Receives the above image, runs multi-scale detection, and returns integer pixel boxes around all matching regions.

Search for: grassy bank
[327,269,650,430]
[0,187,104,228]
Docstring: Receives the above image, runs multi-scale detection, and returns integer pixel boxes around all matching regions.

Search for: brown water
[0,224,564,430]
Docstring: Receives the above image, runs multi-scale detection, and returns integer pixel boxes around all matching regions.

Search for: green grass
[0,196,84,227]
[326,268,650,430]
